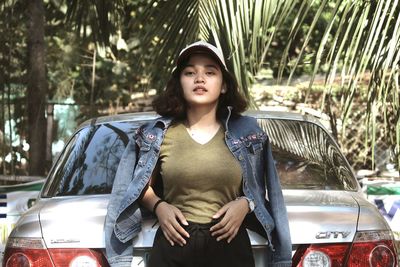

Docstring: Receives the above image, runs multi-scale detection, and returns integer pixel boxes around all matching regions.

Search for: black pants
[148,221,255,267]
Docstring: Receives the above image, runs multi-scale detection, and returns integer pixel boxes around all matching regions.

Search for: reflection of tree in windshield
[58,125,98,195]
[81,123,128,194]
[82,182,109,195]
[258,119,358,191]
[50,122,135,196]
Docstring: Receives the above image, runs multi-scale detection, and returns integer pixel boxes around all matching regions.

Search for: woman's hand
[210,198,249,243]
[155,202,190,247]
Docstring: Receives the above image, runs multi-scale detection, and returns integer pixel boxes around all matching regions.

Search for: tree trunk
[0,75,5,174]
[27,0,47,175]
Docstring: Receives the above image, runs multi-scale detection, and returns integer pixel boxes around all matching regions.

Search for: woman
[105,41,292,267]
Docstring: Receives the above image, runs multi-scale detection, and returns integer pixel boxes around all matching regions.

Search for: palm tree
[133,0,400,170]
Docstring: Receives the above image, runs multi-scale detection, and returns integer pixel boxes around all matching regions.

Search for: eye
[183,70,195,76]
[206,71,216,75]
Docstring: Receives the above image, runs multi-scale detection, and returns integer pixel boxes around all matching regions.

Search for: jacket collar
[151,116,173,129]
[152,106,234,131]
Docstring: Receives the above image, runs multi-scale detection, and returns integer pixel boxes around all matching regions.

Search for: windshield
[42,121,138,196]
[42,118,357,197]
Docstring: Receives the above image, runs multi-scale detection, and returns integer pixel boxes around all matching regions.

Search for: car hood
[37,195,270,249]
[26,190,385,249]
[38,195,109,248]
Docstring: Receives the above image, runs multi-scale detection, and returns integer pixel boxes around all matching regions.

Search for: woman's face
[180,54,224,110]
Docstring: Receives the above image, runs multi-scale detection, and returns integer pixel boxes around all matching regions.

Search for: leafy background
[0,0,399,176]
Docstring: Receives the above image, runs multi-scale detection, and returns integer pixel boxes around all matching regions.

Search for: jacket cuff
[107,255,133,267]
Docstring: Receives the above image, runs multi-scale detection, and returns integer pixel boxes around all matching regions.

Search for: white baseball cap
[176,41,227,70]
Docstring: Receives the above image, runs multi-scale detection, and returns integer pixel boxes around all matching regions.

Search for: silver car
[3,111,399,267]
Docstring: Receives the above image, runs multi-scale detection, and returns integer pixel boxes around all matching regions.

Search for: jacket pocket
[244,139,263,155]
[136,131,154,167]
[136,143,151,167]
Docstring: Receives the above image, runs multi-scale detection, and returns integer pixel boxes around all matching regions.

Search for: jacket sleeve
[105,136,138,266]
[264,136,292,266]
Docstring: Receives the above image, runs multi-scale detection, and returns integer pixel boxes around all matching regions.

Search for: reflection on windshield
[258,119,357,191]
[43,122,137,197]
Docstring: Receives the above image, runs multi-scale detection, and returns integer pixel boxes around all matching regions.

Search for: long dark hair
[152,55,248,120]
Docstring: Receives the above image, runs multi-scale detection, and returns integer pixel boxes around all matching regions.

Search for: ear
[221,84,227,94]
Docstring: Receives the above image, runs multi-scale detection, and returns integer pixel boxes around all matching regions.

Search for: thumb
[175,208,189,225]
[212,205,228,219]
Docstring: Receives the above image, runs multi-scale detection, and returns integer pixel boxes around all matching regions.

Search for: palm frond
[285,0,400,169]
[136,0,300,106]
[64,0,125,46]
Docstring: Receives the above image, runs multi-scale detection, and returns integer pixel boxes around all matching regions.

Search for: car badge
[50,238,80,244]
[316,231,351,239]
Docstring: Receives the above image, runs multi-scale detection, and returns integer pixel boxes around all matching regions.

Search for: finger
[210,220,224,232]
[216,228,235,242]
[227,228,239,243]
[210,214,230,232]
[211,220,232,236]
[161,228,175,246]
[171,209,190,238]
[167,223,187,246]
[211,225,229,237]
[171,231,186,246]
[173,221,190,238]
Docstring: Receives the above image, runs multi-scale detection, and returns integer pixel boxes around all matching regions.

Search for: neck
[185,105,219,129]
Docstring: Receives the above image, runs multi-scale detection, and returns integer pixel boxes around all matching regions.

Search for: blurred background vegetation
[0,0,399,176]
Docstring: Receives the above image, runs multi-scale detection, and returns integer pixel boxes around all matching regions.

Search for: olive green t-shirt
[159,122,243,224]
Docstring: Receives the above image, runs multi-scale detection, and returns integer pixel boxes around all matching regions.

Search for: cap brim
[176,46,227,70]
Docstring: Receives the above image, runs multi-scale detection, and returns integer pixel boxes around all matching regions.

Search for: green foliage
[1,0,399,173]
[51,0,151,122]
[0,1,29,174]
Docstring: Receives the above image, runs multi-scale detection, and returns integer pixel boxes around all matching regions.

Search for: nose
[194,73,205,83]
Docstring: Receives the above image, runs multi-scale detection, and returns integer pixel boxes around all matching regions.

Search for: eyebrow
[184,64,219,70]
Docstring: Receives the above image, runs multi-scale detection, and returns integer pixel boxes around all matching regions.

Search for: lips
[193,86,207,93]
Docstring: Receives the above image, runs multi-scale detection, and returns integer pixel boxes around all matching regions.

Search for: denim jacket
[105,109,292,267]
